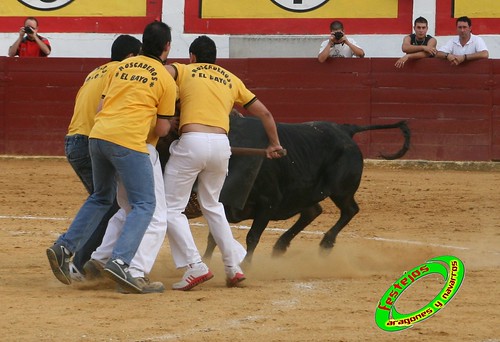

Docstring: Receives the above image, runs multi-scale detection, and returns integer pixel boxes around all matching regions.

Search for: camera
[333,31,344,40]
[24,26,34,34]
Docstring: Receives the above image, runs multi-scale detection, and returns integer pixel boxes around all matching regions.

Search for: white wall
[1,0,498,59]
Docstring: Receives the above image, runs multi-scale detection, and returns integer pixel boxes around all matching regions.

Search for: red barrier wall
[1,57,499,161]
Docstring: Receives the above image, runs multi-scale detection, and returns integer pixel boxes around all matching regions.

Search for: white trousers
[91,144,167,278]
[164,132,246,268]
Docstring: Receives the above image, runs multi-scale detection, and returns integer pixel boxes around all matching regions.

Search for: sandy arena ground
[0,157,499,342]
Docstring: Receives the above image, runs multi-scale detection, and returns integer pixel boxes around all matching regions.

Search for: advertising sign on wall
[185,0,413,34]
[0,0,161,33]
[436,0,500,35]
[0,0,499,36]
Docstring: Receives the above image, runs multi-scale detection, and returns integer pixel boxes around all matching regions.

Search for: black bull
[157,116,410,263]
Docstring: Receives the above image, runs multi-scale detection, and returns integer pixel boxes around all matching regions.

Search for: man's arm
[154,116,171,137]
[402,36,426,53]
[318,40,332,63]
[402,36,437,56]
[437,49,488,66]
[34,35,51,56]
[8,27,24,57]
[465,50,489,60]
[436,38,454,59]
[435,51,449,59]
[395,51,431,68]
[451,50,489,66]
[245,99,283,159]
[344,38,365,58]
[8,38,21,57]
[395,36,438,68]
[165,64,177,78]
[401,36,415,53]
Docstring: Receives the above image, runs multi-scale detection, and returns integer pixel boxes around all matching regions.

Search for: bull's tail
[341,120,411,160]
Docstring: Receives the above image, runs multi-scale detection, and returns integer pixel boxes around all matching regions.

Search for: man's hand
[395,55,409,68]
[336,35,347,44]
[30,26,39,37]
[447,53,465,66]
[330,32,346,46]
[266,145,285,159]
[423,45,437,56]
[328,36,336,46]
[24,26,37,39]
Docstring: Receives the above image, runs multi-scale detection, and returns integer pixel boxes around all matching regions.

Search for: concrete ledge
[228,35,403,58]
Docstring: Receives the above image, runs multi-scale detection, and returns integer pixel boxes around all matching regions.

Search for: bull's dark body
[202,116,410,262]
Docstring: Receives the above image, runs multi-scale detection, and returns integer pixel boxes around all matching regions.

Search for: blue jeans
[57,138,156,265]
[64,134,119,270]
[65,134,93,194]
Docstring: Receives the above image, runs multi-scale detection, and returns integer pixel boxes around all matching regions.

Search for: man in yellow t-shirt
[47,22,177,294]
[64,34,142,278]
[164,35,284,291]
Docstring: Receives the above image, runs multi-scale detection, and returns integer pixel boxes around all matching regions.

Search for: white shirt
[438,33,488,55]
[319,38,362,58]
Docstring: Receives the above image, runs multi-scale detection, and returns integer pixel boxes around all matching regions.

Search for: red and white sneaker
[172,262,213,291]
[225,265,246,288]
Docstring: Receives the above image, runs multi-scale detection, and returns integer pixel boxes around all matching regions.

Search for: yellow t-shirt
[146,120,160,147]
[90,55,177,153]
[172,62,256,132]
[67,61,118,136]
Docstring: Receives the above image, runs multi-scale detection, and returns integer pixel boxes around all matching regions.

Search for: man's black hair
[414,16,428,26]
[329,20,344,31]
[141,21,171,58]
[111,35,142,61]
[456,16,472,27]
[189,35,217,64]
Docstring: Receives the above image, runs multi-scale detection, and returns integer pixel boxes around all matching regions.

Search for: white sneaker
[69,262,85,282]
[172,262,213,291]
[225,265,246,288]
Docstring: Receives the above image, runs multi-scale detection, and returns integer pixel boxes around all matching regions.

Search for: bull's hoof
[271,247,287,258]
[242,255,253,266]
[319,237,335,250]
[272,240,289,258]
[319,246,333,257]
[319,238,334,257]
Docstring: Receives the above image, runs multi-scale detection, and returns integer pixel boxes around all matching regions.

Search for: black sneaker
[46,244,72,285]
[103,259,143,294]
[117,277,165,294]
[136,277,165,293]
[83,259,105,280]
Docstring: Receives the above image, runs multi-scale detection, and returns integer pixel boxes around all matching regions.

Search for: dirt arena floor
[0,157,499,342]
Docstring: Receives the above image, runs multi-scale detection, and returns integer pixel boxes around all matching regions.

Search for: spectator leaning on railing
[318,20,365,62]
[395,16,437,68]
[8,17,51,57]
[436,16,488,66]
